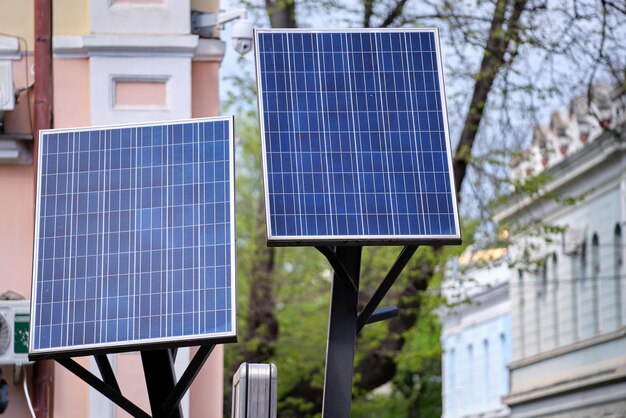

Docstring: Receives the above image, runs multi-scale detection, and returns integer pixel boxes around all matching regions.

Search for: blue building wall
[442,312,511,418]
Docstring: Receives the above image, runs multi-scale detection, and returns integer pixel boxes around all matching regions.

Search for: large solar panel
[29,117,236,359]
[255,29,461,245]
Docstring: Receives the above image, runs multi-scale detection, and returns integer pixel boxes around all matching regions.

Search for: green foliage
[224,67,332,415]
[221,0,625,415]
[226,81,482,413]
[352,395,413,418]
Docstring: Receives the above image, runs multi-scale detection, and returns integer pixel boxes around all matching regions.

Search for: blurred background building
[0,1,229,417]
[441,85,626,418]
[498,85,626,417]
[440,247,511,418]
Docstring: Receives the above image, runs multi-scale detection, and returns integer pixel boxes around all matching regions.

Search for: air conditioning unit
[0,300,32,365]
[0,61,15,111]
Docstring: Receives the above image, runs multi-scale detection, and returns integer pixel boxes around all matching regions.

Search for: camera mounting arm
[191,8,253,55]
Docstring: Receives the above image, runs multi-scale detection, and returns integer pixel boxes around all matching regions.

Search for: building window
[500,333,508,394]
[113,79,168,110]
[483,339,489,406]
[615,224,623,328]
[449,348,456,417]
[467,344,473,411]
[517,270,525,358]
[570,241,585,341]
[537,261,547,351]
[591,234,600,334]
[581,240,587,274]
[552,254,559,346]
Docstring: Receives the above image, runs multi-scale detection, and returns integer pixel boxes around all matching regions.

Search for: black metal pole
[141,349,183,418]
[321,246,361,418]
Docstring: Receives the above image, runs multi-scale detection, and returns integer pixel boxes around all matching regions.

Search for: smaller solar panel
[30,117,236,359]
[255,29,461,245]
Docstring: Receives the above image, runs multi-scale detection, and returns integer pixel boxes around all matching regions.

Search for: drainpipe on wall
[33,0,54,417]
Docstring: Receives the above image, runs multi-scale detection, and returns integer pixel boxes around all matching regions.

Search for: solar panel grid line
[344,33,361,235]
[100,128,108,344]
[338,34,354,235]
[316,33,334,236]
[384,33,402,236]
[401,33,418,234]
[30,117,236,359]
[411,32,432,235]
[346,33,367,236]
[422,32,440,235]
[285,34,305,236]
[373,32,396,236]
[398,33,416,233]
[195,123,199,336]
[328,36,338,234]
[255,28,460,245]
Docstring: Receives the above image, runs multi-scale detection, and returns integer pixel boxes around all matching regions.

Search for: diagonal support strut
[357,245,418,333]
[94,354,120,393]
[58,344,217,418]
[162,345,215,417]
[316,246,359,292]
[57,357,151,418]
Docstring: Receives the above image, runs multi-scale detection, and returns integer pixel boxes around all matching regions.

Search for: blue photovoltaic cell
[30,118,236,357]
[255,29,460,244]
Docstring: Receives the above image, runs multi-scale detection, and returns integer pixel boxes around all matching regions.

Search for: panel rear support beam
[317,245,419,418]
[321,246,361,418]
[141,349,182,418]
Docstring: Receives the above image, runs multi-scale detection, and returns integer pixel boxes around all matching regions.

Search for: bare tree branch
[363,0,374,28]
[380,0,409,27]
[453,0,528,202]
[265,0,297,27]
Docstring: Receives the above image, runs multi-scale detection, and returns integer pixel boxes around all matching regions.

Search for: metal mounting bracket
[57,344,215,418]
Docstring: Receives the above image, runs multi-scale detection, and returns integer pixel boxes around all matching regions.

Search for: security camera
[231,18,254,55]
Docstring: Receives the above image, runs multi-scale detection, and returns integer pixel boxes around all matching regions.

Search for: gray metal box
[232,363,277,418]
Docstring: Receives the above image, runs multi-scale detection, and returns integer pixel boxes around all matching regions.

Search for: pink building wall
[0,58,38,418]
[53,59,90,129]
[0,11,227,418]
[0,57,36,300]
[190,60,224,418]
[49,57,94,418]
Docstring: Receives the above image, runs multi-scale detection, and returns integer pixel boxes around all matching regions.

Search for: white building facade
[496,87,626,417]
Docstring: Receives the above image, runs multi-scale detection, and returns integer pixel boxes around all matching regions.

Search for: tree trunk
[244,194,279,363]
[276,0,530,404]
[265,0,297,28]
[255,0,531,411]
[241,0,297,367]
[354,0,529,393]
[453,0,528,199]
